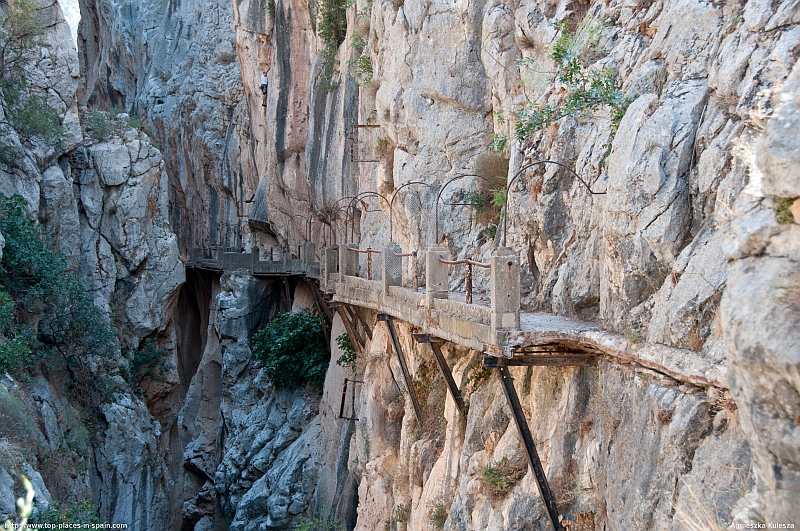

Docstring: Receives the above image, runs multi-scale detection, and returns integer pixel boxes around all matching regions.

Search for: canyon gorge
[0,0,798,529]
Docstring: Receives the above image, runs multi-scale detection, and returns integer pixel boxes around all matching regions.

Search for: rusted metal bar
[414,334,465,412]
[349,123,381,163]
[342,305,366,349]
[351,307,373,341]
[338,378,365,420]
[497,366,564,531]
[436,256,491,268]
[347,247,381,280]
[393,250,419,291]
[438,256,490,305]
[465,263,472,304]
[378,314,422,424]
[333,303,363,355]
[483,354,598,368]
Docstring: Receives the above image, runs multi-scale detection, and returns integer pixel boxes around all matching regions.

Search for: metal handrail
[346,191,389,242]
[438,255,490,304]
[347,247,381,280]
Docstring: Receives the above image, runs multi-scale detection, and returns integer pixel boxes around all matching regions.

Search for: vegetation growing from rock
[0,0,63,151]
[335,332,357,372]
[292,508,343,530]
[477,456,527,496]
[464,152,508,236]
[0,196,117,386]
[313,0,348,91]
[515,21,629,143]
[252,310,330,390]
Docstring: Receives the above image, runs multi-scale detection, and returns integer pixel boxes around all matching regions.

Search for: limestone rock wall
[66,0,800,526]
[0,0,184,527]
[346,324,752,531]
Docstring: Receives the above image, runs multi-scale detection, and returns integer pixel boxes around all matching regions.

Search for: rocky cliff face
[0,0,184,527]
[4,0,797,528]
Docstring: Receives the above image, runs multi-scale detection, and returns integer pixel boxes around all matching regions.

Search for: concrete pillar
[339,243,358,277]
[383,243,402,296]
[491,247,520,331]
[322,246,339,292]
[251,246,259,269]
[301,242,316,263]
[426,245,450,306]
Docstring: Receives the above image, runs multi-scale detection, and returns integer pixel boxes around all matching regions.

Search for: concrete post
[322,246,339,292]
[251,247,259,270]
[426,246,450,307]
[491,247,520,332]
[339,243,358,278]
[382,243,402,296]
[301,242,316,264]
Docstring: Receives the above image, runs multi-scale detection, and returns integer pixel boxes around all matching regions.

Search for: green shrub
[478,456,528,495]
[84,111,111,141]
[775,197,795,225]
[515,22,629,142]
[394,503,410,523]
[251,310,330,390]
[0,290,30,376]
[335,332,357,371]
[6,91,63,144]
[129,338,170,386]
[313,0,348,92]
[0,0,64,147]
[293,510,343,531]
[32,499,100,526]
[430,502,447,529]
[0,195,116,406]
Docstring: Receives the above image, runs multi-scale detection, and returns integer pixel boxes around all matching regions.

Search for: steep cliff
[0,0,185,527]
[3,0,797,529]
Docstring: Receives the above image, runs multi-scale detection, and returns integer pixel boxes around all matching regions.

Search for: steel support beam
[414,333,465,412]
[342,305,367,347]
[378,314,422,423]
[338,378,364,420]
[497,366,563,531]
[333,303,363,355]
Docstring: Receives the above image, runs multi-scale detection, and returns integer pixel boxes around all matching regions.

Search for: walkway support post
[322,246,339,292]
[426,246,450,307]
[383,243,402,296]
[497,366,563,531]
[414,334,465,412]
[378,314,422,423]
[301,242,316,264]
[340,243,358,277]
[491,247,520,337]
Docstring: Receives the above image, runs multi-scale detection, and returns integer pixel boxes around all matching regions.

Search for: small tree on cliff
[0,0,63,147]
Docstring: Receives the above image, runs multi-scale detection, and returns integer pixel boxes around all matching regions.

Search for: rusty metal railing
[347,247,381,280]
[393,250,419,291]
[438,256,490,304]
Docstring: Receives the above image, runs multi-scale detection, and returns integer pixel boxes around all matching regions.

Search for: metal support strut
[414,334,465,412]
[496,366,563,531]
[378,314,422,423]
[338,378,364,420]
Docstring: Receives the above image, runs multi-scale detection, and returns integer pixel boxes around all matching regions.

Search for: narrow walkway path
[187,246,727,390]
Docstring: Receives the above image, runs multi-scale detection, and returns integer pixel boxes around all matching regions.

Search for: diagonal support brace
[497,366,564,531]
[378,314,423,424]
[414,333,465,412]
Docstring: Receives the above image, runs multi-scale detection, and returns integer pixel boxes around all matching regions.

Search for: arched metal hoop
[389,181,428,243]
[502,160,605,246]
[346,191,389,242]
[435,173,504,244]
